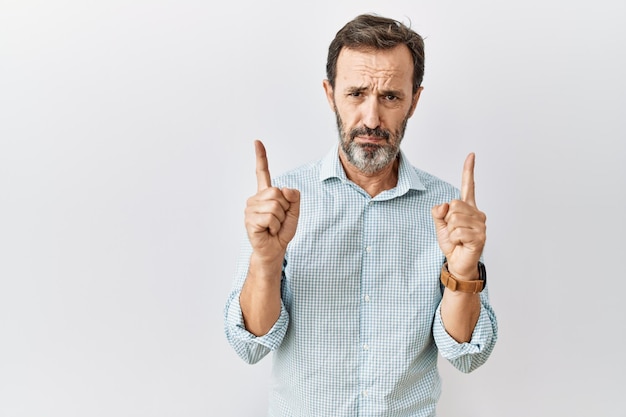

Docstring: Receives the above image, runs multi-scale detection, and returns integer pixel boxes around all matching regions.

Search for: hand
[431,153,486,281]
[244,140,300,264]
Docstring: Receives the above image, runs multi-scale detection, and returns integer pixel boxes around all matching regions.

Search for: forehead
[335,45,414,89]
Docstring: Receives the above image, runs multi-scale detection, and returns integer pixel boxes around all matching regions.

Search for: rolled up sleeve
[433,290,498,373]
[224,290,289,364]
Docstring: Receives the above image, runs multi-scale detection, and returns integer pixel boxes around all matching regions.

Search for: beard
[334,109,409,175]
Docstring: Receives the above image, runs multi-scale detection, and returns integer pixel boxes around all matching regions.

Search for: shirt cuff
[433,302,493,361]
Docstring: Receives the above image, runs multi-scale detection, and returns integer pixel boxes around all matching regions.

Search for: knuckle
[269,200,284,212]
[444,215,457,227]
[265,187,282,198]
[449,199,461,209]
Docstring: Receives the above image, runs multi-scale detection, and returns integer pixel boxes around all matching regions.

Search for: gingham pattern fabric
[224,146,498,417]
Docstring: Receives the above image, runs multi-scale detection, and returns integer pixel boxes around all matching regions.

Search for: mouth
[350,126,391,144]
[355,135,387,144]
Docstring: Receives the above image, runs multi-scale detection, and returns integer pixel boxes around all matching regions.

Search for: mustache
[349,126,391,141]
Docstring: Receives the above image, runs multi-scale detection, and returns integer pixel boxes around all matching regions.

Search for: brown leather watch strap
[440,262,485,294]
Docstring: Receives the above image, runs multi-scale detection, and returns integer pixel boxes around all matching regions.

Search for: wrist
[249,252,285,282]
[440,262,486,294]
[447,264,480,281]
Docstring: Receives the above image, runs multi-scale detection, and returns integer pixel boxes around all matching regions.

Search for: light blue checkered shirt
[225,146,497,417]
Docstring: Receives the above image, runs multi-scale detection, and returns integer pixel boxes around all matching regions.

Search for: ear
[407,86,424,118]
[322,79,336,112]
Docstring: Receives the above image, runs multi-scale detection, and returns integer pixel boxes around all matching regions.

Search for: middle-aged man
[224,13,498,417]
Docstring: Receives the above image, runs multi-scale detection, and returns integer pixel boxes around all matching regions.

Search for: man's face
[323,45,422,175]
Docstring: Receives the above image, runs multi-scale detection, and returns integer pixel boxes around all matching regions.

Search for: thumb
[431,203,449,229]
[277,188,300,245]
[282,188,300,219]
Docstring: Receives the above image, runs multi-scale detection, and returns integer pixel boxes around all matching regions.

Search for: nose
[361,97,381,129]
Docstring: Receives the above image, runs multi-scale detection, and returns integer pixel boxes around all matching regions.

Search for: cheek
[389,108,411,129]
[337,106,362,128]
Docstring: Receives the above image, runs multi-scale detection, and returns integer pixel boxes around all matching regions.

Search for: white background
[1,0,625,416]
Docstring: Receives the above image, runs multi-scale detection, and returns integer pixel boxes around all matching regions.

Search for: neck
[338,150,399,197]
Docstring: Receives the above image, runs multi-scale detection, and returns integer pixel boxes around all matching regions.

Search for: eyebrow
[345,85,405,97]
[345,86,368,94]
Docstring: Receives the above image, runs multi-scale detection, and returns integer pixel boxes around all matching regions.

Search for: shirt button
[363,343,369,350]
[362,390,369,397]
[364,295,370,302]
[365,246,372,253]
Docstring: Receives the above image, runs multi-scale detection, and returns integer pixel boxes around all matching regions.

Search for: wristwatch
[440,262,486,294]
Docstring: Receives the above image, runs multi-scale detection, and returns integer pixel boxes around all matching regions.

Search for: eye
[348,91,362,98]
[384,94,398,101]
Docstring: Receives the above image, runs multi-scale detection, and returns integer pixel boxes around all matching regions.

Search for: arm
[239,252,284,336]
[433,284,498,373]
[240,140,300,336]
[223,141,300,363]
[223,237,290,364]
[438,261,484,343]
[430,153,497,371]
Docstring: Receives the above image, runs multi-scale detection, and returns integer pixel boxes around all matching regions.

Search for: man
[224,13,497,417]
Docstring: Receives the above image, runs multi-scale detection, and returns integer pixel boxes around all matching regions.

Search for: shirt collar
[319,144,426,193]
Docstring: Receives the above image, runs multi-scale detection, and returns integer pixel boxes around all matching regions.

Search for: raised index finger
[461,152,477,207]
[255,140,272,191]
